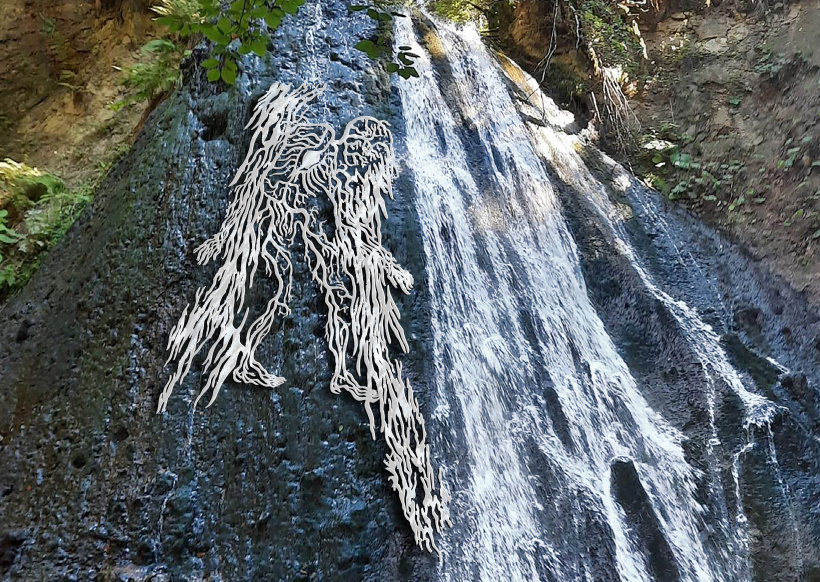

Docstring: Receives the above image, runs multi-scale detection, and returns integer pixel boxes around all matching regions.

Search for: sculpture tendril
[159,82,452,554]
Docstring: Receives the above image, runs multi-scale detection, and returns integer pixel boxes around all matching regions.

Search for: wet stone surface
[0,1,437,580]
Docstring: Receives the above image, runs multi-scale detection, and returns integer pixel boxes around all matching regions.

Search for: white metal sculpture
[159,82,451,553]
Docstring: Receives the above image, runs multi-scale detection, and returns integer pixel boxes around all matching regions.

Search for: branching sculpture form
[159,82,451,553]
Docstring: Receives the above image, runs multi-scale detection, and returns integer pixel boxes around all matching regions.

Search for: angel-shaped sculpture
[159,82,451,553]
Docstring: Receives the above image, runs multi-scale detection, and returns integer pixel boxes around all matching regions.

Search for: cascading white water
[394,15,777,582]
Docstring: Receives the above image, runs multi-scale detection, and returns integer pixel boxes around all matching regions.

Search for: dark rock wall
[0,3,437,581]
[556,146,820,582]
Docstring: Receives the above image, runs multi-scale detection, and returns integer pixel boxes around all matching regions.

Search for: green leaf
[202,58,219,69]
[250,38,267,56]
[224,58,237,71]
[251,7,268,18]
[221,66,237,85]
[227,0,243,15]
[398,45,413,51]
[282,0,299,15]
[398,52,414,66]
[366,8,380,18]
[217,17,231,34]
[207,68,221,82]
[0,234,18,244]
[265,12,282,28]
[812,229,820,240]
[142,39,176,53]
[354,39,382,59]
[348,4,368,10]
[238,42,252,55]
[355,39,375,51]
[386,62,400,73]
[398,67,419,79]
[202,25,224,44]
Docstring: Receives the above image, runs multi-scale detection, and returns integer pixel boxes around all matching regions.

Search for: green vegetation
[427,0,484,23]
[114,39,187,110]
[578,0,645,79]
[754,46,788,77]
[0,150,128,299]
[637,124,753,211]
[117,0,420,108]
[151,0,300,85]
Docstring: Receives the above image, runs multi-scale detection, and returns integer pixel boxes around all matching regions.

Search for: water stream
[394,15,783,582]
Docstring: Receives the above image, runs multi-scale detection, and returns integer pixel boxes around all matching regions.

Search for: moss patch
[0,148,129,301]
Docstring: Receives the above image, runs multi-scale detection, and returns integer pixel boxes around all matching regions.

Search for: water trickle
[304,0,331,120]
[393,15,777,582]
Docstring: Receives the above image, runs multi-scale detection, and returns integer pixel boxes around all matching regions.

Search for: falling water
[304,0,330,119]
[393,15,782,582]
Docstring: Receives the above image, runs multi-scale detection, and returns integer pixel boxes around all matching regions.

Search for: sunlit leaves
[152,0,299,85]
[249,37,267,56]
[221,66,237,84]
[264,10,282,28]
[152,0,422,86]
[142,38,178,53]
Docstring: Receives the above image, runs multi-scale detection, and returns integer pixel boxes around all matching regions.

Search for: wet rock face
[0,2,435,580]
[558,148,820,582]
[610,458,680,582]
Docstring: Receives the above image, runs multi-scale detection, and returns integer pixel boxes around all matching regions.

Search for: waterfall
[393,15,782,582]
